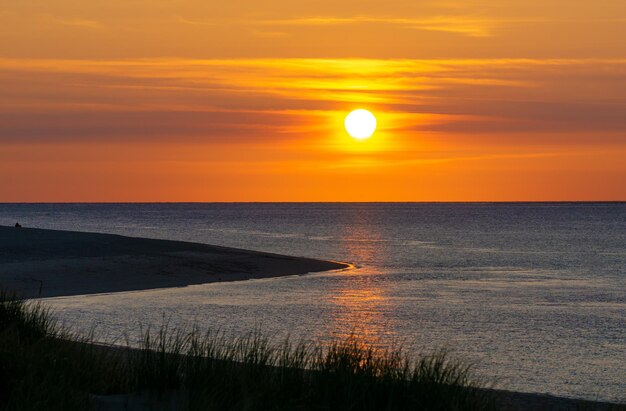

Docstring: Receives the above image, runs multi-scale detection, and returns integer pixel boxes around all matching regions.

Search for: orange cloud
[258,15,496,37]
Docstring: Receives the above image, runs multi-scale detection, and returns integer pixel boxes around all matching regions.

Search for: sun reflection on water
[323,209,397,348]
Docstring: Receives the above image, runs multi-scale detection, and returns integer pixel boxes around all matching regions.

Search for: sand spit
[0,226,349,298]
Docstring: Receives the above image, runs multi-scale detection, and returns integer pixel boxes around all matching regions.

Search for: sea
[1,203,624,402]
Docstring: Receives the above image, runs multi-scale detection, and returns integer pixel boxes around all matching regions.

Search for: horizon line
[1,201,624,205]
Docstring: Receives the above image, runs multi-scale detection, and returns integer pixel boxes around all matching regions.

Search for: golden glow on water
[326,209,395,347]
[330,276,392,348]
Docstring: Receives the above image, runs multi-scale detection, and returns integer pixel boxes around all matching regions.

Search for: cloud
[259,15,495,37]
[42,15,103,29]
[173,14,495,37]
[0,109,306,142]
[176,17,216,26]
[1,58,625,145]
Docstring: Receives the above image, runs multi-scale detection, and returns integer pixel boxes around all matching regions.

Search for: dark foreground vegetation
[0,290,498,410]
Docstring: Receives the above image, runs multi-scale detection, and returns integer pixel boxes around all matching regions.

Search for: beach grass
[0,290,496,410]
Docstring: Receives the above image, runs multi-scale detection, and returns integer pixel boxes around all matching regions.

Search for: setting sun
[345,109,377,140]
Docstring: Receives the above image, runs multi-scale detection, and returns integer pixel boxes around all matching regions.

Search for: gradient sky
[1,0,625,201]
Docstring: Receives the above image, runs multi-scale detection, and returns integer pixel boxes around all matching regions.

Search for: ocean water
[1,203,625,402]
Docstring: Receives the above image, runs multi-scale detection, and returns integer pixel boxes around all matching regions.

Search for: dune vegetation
[0,290,496,410]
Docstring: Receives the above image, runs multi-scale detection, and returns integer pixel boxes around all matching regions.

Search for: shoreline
[0,226,350,298]
[2,226,624,409]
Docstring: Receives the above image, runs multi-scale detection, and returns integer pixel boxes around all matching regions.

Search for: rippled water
[1,203,625,402]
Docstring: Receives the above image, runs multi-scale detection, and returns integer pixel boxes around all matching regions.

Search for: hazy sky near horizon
[1,0,625,201]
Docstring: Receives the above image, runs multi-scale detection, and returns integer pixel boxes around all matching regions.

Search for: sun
[344,109,377,140]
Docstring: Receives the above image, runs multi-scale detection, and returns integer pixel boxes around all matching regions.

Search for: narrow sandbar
[0,226,349,298]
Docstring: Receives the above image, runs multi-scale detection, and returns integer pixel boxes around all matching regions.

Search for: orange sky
[1,1,625,201]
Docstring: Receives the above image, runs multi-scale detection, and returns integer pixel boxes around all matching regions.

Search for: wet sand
[0,226,349,298]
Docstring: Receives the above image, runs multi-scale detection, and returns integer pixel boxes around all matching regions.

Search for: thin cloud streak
[258,15,495,37]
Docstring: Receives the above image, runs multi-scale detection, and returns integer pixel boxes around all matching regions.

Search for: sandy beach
[0,226,349,298]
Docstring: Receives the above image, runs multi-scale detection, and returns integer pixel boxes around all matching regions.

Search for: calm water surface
[1,203,624,402]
